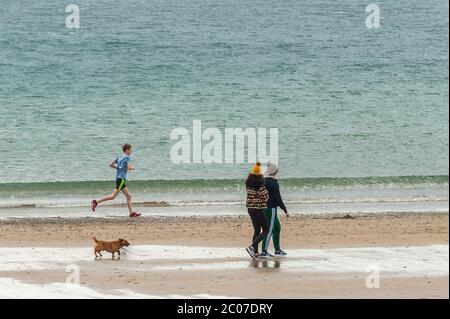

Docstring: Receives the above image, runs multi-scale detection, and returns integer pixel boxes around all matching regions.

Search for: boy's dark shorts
[115,178,127,190]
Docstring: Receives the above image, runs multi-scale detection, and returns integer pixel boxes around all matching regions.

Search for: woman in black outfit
[245,162,269,259]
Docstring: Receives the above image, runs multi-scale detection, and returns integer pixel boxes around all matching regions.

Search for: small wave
[1,196,447,210]
[286,196,450,205]
[0,204,37,209]
[0,201,170,209]
[0,175,447,197]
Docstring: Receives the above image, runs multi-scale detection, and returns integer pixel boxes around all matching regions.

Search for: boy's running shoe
[91,200,98,212]
[129,212,141,218]
[246,246,258,259]
[274,250,287,256]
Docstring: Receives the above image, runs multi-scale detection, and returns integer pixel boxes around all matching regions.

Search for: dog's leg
[117,250,121,259]
[112,252,115,260]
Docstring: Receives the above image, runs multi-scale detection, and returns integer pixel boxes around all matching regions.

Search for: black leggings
[248,208,269,251]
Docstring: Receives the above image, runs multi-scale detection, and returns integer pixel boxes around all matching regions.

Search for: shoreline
[1,210,448,220]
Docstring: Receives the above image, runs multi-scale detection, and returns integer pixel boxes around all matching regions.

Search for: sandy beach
[0,212,448,298]
[0,213,448,248]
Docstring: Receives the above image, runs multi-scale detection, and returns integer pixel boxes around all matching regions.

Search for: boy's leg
[272,213,281,251]
[262,208,275,252]
[96,188,119,204]
[121,188,133,215]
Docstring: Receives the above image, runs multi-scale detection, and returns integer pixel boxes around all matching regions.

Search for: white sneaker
[246,246,258,259]
[258,251,273,259]
[274,250,287,256]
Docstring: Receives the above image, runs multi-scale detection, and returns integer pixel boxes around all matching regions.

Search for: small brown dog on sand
[92,237,130,260]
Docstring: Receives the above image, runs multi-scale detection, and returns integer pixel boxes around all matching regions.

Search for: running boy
[91,144,141,217]
[260,163,289,257]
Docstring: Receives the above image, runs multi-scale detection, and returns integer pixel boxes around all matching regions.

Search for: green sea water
[0,0,448,185]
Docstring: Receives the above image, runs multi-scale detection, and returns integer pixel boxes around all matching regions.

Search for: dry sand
[0,213,447,248]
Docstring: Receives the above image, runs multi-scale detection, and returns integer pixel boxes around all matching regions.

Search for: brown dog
[92,237,130,260]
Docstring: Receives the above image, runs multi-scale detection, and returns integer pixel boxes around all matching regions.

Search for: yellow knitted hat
[251,162,262,175]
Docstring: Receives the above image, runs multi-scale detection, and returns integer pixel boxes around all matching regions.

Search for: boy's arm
[127,157,134,171]
[108,158,118,169]
[108,161,117,168]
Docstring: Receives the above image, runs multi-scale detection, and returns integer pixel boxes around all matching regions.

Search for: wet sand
[2,267,448,299]
[0,213,448,298]
[0,244,448,299]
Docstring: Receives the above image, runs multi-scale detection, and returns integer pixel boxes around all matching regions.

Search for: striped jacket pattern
[246,185,269,209]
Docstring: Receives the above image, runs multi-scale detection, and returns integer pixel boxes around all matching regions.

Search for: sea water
[0,1,448,217]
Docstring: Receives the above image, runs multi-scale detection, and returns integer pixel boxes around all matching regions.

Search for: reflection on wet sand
[0,245,447,276]
[250,259,281,269]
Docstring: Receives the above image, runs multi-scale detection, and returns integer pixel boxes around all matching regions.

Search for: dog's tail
[92,237,99,243]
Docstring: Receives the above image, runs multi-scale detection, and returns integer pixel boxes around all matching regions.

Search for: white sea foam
[1,178,448,218]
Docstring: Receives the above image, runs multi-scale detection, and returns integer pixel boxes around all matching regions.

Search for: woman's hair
[245,173,264,190]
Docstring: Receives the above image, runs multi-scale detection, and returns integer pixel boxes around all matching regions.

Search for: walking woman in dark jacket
[245,162,269,259]
[261,163,290,257]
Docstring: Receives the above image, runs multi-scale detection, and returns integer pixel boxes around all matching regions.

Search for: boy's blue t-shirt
[114,154,131,179]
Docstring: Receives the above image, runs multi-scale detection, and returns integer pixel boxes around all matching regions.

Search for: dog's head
[118,238,130,247]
